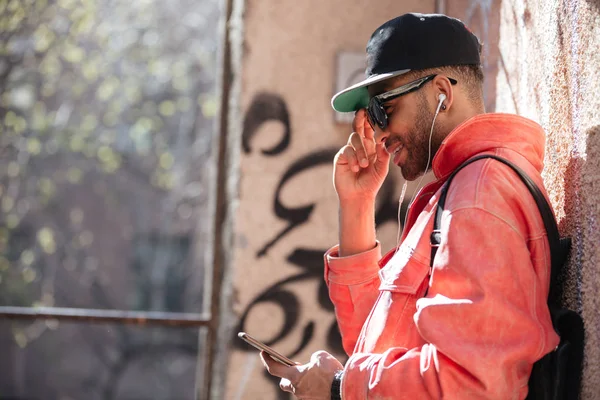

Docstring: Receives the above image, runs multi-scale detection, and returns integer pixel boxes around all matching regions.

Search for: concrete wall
[492,0,600,397]
[224,0,600,398]
[225,1,435,398]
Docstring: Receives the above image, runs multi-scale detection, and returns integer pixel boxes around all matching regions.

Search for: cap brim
[331,69,410,113]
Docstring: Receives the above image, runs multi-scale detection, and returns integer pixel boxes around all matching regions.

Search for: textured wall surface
[493,0,600,397]
[225,0,599,398]
[226,1,435,398]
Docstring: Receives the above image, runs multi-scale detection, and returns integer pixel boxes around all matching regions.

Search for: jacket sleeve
[324,242,383,355]
[340,208,559,399]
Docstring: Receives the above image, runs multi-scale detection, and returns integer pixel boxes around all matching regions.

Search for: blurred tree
[0,0,222,398]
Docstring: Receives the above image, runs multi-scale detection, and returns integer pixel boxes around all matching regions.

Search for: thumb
[260,351,292,378]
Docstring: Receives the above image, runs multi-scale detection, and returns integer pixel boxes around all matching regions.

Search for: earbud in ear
[437,94,447,112]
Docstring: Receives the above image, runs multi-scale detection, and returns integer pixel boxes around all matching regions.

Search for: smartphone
[237,332,296,366]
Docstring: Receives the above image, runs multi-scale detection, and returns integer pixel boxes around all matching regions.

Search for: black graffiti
[256,148,339,258]
[234,243,347,398]
[236,91,402,398]
[235,274,306,349]
[287,248,334,312]
[288,249,345,357]
[233,149,347,379]
[242,92,291,156]
[233,247,339,353]
[234,166,401,351]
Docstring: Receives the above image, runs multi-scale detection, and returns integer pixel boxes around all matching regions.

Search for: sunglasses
[367,74,458,131]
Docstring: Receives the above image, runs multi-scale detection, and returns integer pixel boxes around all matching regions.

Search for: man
[261,13,559,399]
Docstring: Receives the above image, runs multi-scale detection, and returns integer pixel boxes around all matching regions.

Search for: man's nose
[374,127,390,146]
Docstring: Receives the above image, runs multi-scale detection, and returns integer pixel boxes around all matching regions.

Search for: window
[0,0,225,398]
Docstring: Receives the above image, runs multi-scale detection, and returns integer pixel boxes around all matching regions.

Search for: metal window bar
[0,0,237,399]
[0,306,211,327]
[0,305,215,399]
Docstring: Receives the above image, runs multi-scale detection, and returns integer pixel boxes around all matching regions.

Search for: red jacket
[324,114,560,399]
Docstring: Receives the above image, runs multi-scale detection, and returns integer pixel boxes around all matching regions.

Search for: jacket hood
[432,113,546,179]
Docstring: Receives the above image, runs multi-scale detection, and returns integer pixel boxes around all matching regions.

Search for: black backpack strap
[429,154,569,304]
[428,154,583,399]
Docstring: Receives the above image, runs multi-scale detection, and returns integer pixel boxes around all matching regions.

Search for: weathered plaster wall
[493,0,600,397]
[224,0,599,398]
[225,1,435,398]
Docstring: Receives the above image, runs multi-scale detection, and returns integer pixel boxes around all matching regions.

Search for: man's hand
[333,109,390,203]
[261,350,343,399]
[334,109,389,256]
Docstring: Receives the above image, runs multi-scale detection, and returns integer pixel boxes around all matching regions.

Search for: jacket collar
[432,113,546,180]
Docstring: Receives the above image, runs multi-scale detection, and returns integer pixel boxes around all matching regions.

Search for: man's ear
[433,75,454,112]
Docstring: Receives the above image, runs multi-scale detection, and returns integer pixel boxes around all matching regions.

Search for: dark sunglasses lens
[367,106,377,130]
[366,111,376,131]
[368,101,387,130]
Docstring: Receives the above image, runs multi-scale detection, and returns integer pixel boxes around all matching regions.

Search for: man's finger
[279,378,293,393]
[260,352,301,381]
[352,109,365,138]
[260,352,288,377]
[353,108,375,139]
[360,108,376,141]
[349,132,369,168]
[340,145,359,172]
[353,109,376,157]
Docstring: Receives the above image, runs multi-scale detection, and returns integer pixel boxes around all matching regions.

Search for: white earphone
[438,93,446,110]
[438,93,446,102]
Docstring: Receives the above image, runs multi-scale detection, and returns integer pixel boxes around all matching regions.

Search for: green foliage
[0,4,220,399]
[0,0,219,322]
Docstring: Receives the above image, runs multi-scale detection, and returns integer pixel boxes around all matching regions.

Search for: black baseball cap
[332,13,481,112]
